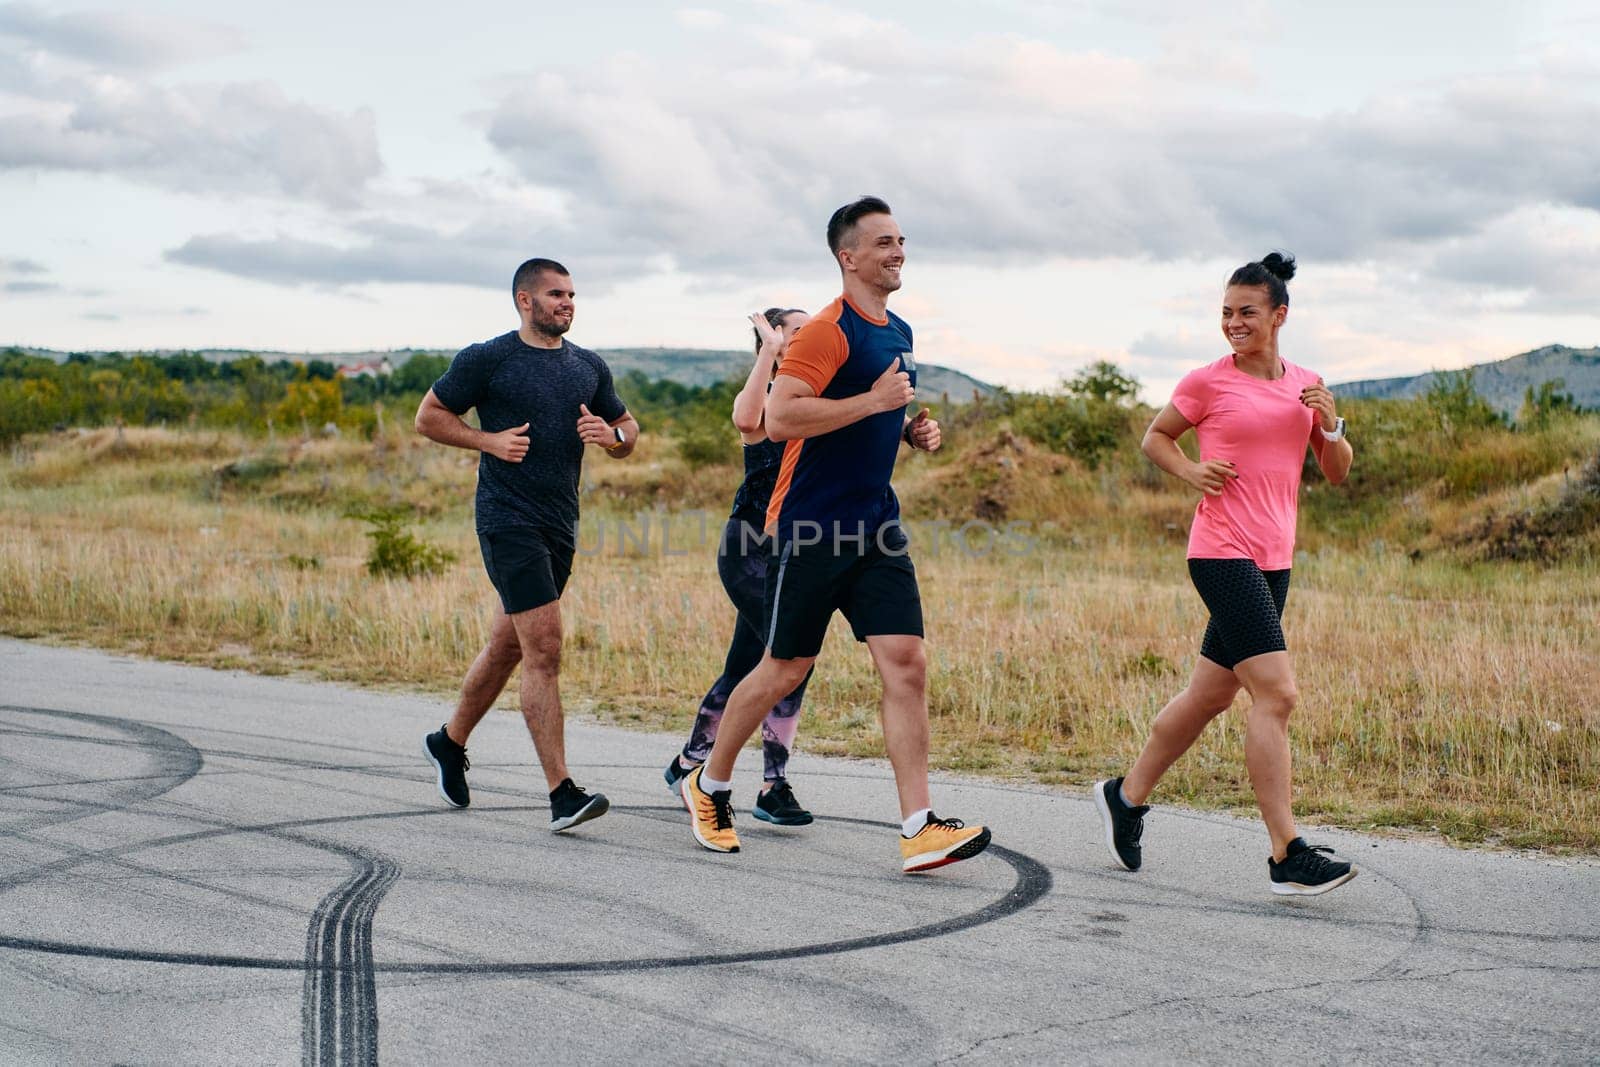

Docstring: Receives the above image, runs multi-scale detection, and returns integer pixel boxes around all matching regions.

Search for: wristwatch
[1319,416,1346,442]
[606,426,626,452]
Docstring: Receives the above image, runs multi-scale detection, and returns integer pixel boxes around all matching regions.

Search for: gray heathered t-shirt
[431,331,627,535]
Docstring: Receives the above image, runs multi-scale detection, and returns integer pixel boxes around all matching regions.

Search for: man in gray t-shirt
[414,257,639,833]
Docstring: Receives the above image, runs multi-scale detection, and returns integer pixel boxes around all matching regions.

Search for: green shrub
[1008,361,1143,469]
[351,506,456,578]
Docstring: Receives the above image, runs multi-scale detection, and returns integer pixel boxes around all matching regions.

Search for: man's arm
[604,411,641,459]
[577,404,640,459]
[414,389,529,462]
[764,358,913,442]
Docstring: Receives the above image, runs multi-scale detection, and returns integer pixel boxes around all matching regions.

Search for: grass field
[3,419,1597,852]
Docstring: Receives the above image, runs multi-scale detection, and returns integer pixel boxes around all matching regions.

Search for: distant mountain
[1335,345,1600,414]
[13,344,998,402]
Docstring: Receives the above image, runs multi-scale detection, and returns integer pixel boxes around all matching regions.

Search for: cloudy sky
[3,0,1599,398]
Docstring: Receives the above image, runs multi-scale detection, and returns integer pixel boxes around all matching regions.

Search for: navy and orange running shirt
[764,294,915,542]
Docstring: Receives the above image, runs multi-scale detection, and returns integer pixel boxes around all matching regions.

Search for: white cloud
[461,10,1600,295]
[676,8,725,29]
[1,256,46,274]
[0,2,246,70]
[1422,204,1600,315]
[0,7,380,204]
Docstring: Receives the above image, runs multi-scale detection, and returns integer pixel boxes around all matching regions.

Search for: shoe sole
[903,827,992,874]
[422,736,469,809]
[751,807,814,827]
[1092,780,1135,872]
[1270,868,1358,896]
[550,794,610,833]
[680,775,739,853]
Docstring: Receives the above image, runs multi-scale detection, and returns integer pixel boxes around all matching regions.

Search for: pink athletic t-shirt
[1170,355,1326,570]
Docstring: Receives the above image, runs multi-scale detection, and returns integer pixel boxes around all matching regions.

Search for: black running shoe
[1092,777,1148,871]
[1269,838,1357,896]
[423,724,470,808]
[550,778,609,833]
[752,778,813,826]
[663,755,691,793]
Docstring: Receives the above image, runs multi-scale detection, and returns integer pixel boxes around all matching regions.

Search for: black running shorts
[478,526,575,614]
[763,525,924,660]
[1187,558,1291,671]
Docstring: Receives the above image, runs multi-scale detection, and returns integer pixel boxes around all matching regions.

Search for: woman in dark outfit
[664,308,816,825]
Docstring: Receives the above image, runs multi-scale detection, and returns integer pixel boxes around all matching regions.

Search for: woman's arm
[732,313,783,442]
[1141,403,1238,496]
[1300,379,1353,485]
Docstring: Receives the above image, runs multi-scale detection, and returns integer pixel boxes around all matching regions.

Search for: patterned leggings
[1188,558,1292,670]
[681,519,812,781]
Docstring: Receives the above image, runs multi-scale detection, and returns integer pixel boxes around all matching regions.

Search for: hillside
[14,345,997,401]
[1335,344,1600,413]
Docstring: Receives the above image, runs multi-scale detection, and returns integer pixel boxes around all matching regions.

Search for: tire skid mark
[302,848,399,1067]
[0,706,202,838]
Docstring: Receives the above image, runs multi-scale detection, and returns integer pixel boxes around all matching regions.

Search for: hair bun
[1260,251,1297,282]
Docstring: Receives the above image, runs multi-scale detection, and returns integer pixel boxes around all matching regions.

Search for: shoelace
[710,791,734,831]
[767,781,797,808]
[460,752,470,772]
[928,815,965,830]
[1289,844,1340,874]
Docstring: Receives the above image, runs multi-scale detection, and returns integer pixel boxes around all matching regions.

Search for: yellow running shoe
[682,765,740,854]
[900,814,991,873]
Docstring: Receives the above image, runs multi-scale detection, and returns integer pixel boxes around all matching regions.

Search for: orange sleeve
[776,320,848,396]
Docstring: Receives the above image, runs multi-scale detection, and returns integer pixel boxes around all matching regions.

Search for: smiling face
[838,212,905,295]
[1220,284,1287,356]
[516,270,575,339]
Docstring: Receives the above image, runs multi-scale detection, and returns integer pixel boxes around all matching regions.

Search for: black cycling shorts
[763,525,923,661]
[478,526,575,614]
[1188,558,1291,671]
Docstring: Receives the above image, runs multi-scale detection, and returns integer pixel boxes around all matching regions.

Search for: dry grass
[3,426,1597,852]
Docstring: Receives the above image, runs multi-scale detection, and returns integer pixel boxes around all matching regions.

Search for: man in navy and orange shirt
[681,196,992,873]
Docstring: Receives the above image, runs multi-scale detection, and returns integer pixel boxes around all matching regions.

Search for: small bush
[351,506,456,578]
[670,397,741,470]
[1008,361,1144,469]
[1425,368,1503,435]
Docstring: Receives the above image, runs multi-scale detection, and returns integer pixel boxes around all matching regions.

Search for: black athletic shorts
[1188,558,1291,671]
[478,526,575,614]
[763,523,923,660]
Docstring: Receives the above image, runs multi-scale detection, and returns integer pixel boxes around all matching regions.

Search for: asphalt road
[1,638,1596,1065]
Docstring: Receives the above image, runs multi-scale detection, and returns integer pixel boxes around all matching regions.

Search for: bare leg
[445,608,522,746]
[1121,657,1242,806]
[1233,651,1300,860]
[865,634,932,819]
[508,601,568,792]
[703,652,815,783]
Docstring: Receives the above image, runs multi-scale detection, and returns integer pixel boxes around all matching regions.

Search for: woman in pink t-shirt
[1092,252,1360,896]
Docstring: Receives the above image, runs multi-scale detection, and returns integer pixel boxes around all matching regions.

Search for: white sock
[698,771,732,795]
[901,808,933,837]
[1118,782,1137,808]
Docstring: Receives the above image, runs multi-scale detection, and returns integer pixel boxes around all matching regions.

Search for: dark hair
[753,307,805,355]
[512,257,570,296]
[826,196,893,257]
[1227,251,1296,307]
